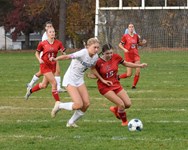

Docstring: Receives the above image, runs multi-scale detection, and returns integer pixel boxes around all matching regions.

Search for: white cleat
[51,101,60,118]
[57,88,67,93]
[66,122,78,128]
[24,86,32,100]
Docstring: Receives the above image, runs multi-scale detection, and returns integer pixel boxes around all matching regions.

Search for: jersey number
[106,71,114,78]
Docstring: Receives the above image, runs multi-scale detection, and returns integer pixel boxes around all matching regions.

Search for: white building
[0,26,42,50]
[0,26,21,50]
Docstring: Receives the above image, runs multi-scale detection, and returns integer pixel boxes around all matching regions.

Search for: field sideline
[0,50,187,150]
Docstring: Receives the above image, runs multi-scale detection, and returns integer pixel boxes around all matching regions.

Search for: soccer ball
[128,119,143,131]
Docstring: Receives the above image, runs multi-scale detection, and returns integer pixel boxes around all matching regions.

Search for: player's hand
[49,57,56,62]
[124,48,129,53]
[102,80,113,86]
[140,63,147,68]
[142,39,147,44]
[39,58,44,64]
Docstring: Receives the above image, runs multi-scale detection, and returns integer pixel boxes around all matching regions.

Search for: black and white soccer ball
[128,118,143,131]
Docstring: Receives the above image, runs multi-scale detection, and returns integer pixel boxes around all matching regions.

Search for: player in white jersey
[50,38,102,127]
[26,21,66,93]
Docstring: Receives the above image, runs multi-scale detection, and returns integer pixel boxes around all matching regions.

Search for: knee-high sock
[59,102,73,110]
[133,75,140,87]
[52,90,60,101]
[118,109,127,122]
[31,83,41,93]
[28,75,39,87]
[68,110,85,124]
[119,73,128,79]
[55,76,61,90]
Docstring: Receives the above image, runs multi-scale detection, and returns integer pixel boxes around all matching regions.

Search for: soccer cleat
[132,86,136,89]
[109,106,120,119]
[24,87,32,100]
[57,88,67,93]
[51,101,60,118]
[121,120,129,126]
[66,122,78,128]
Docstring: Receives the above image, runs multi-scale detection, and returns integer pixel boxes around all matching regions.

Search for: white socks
[68,110,85,125]
[55,76,61,90]
[59,102,73,110]
[28,75,39,87]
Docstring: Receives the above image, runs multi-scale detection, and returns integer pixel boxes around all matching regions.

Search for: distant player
[50,38,100,127]
[93,44,147,126]
[26,21,66,93]
[119,23,147,89]
[25,27,65,101]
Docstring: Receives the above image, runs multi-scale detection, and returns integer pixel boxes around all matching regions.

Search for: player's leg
[44,72,60,101]
[24,76,49,100]
[132,60,141,89]
[54,61,66,92]
[103,90,128,126]
[66,84,87,127]
[119,67,132,79]
[27,70,42,89]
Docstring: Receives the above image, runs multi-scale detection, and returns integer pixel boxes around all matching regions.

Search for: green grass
[0,50,187,150]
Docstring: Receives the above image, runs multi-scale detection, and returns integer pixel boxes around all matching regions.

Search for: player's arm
[35,51,44,64]
[138,39,147,46]
[122,60,147,68]
[118,42,129,53]
[91,67,113,86]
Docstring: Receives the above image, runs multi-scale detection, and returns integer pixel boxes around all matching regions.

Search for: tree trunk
[24,32,30,49]
[58,0,67,44]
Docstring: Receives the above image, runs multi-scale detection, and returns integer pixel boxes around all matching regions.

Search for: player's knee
[83,101,90,109]
[126,73,132,77]
[40,83,48,89]
[73,102,83,110]
[125,101,132,108]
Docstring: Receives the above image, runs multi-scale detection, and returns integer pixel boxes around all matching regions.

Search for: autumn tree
[4,0,53,49]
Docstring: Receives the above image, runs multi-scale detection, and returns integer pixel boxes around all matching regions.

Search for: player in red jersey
[26,21,66,93]
[92,44,147,126]
[24,27,65,102]
[118,23,147,89]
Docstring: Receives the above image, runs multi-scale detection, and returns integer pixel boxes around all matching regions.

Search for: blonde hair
[86,38,100,47]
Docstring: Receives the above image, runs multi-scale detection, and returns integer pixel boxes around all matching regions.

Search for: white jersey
[63,48,98,87]
[42,32,48,41]
[40,32,47,58]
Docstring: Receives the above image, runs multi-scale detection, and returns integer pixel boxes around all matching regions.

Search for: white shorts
[62,74,84,87]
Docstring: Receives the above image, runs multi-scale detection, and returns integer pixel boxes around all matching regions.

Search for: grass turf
[0,50,187,150]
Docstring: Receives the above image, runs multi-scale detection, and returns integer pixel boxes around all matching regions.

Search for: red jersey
[120,34,140,62]
[37,39,65,65]
[95,53,124,95]
[37,39,65,74]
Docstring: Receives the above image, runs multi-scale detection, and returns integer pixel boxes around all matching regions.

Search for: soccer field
[0,50,187,150]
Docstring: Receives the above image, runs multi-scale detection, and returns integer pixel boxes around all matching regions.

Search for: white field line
[0,106,186,112]
[0,119,187,124]
[0,134,187,142]
[2,96,188,101]
[0,106,187,112]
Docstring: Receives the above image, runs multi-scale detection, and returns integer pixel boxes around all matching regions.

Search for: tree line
[0,0,186,49]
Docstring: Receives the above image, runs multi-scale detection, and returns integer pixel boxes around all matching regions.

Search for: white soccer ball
[128,118,143,131]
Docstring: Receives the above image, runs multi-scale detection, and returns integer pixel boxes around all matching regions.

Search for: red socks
[119,73,128,79]
[133,75,140,87]
[31,83,40,93]
[118,109,127,122]
[52,90,60,101]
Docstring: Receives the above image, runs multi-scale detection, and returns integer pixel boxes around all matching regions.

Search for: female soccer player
[26,21,65,93]
[50,38,103,127]
[24,27,65,101]
[119,23,147,89]
[93,44,147,126]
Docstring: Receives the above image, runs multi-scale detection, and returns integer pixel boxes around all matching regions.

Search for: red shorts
[125,49,140,63]
[40,63,56,74]
[98,84,123,95]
